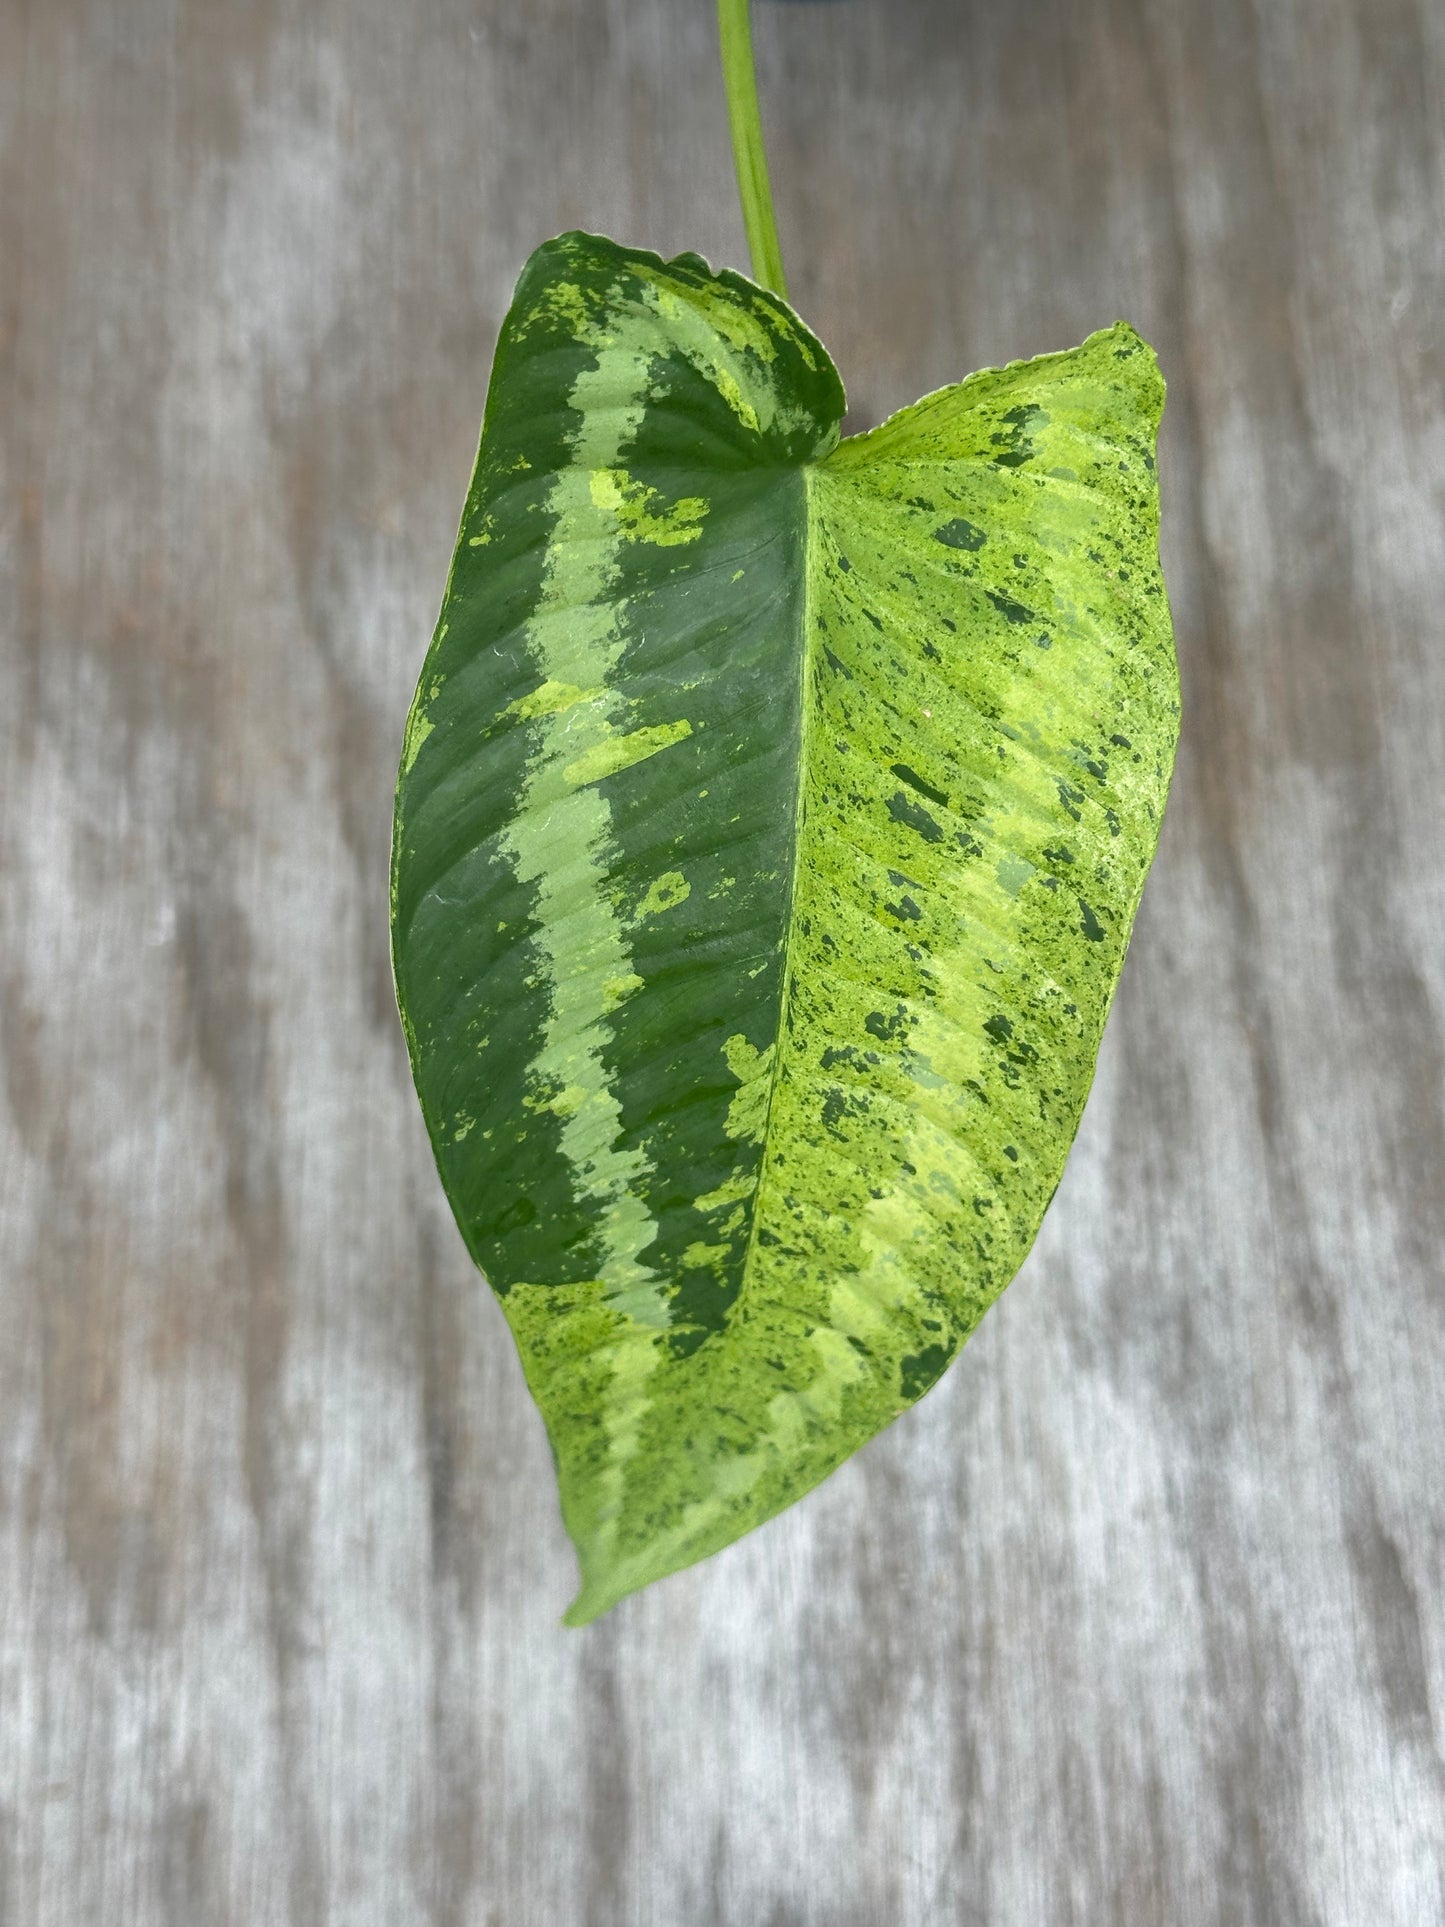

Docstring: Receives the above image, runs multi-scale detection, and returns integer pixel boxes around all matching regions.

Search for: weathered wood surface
[2,0,1442,1920]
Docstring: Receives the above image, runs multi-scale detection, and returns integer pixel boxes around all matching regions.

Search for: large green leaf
[392,232,1178,1623]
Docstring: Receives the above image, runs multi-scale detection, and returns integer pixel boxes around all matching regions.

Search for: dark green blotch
[987,590,1034,625]
[1079,899,1106,942]
[891,761,949,808]
[667,1323,714,1363]
[887,790,945,843]
[1056,780,1084,821]
[934,517,986,552]
[899,1343,951,1403]
[991,402,1045,469]
[821,1043,864,1070]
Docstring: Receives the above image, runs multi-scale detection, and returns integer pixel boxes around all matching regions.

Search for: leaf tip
[561,1559,628,1628]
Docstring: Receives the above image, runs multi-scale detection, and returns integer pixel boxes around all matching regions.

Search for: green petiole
[717,0,789,298]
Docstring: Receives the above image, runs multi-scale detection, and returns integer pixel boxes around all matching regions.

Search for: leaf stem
[717,0,789,299]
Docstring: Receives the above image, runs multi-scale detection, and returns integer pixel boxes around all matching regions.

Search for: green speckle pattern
[391,232,1179,1623]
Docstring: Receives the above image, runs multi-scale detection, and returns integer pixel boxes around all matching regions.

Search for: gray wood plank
[2,1,1442,1921]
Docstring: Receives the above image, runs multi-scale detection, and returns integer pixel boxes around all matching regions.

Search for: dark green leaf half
[391,232,1178,1623]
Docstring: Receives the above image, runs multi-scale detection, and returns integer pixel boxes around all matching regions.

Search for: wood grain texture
[1,1,1441,1921]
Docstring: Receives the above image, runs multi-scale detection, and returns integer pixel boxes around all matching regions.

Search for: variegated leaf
[391,231,1178,1623]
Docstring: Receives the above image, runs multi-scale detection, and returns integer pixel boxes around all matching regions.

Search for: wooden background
[3,1,1443,1921]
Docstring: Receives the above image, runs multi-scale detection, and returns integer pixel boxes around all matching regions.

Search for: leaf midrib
[732,455,823,1308]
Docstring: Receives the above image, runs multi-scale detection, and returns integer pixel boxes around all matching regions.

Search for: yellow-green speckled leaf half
[391,232,1179,1623]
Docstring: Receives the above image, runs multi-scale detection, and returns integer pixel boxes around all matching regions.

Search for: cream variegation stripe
[501,327,696,1329]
